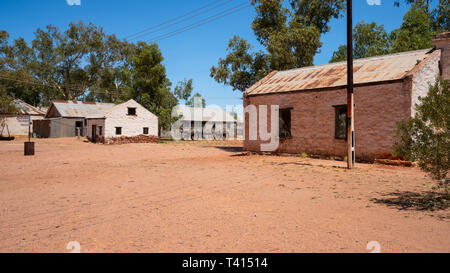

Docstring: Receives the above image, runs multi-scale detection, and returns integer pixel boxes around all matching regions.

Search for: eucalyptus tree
[210,0,345,92]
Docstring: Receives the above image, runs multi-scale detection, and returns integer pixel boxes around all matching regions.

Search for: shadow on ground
[266,161,348,170]
[371,191,450,211]
[212,146,243,153]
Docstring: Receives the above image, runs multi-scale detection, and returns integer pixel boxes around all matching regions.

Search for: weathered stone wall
[3,115,44,136]
[411,50,441,117]
[104,100,158,138]
[86,118,106,142]
[243,81,412,161]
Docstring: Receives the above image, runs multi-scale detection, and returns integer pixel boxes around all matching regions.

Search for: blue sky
[0,0,418,108]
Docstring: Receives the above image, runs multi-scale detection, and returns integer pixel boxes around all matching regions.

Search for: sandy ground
[0,138,448,253]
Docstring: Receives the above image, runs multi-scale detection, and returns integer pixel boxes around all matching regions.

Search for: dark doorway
[92,125,97,143]
[75,121,83,137]
[279,108,292,139]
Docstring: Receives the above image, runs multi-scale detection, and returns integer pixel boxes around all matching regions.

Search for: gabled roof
[9,99,46,116]
[245,48,436,96]
[174,106,237,123]
[102,99,157,119]
[46,100,115,119]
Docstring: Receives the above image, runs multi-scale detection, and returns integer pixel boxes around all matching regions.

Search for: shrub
[394,78,449,186]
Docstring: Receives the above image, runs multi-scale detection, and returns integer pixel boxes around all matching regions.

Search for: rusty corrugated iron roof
[433,31,450,40]
[10,99,46,116]
[48,100,115,118]
[245,49,434,96]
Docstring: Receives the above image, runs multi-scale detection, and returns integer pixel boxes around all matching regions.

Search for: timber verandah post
[347,0,356,169]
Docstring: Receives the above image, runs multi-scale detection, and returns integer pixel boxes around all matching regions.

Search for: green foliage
[329,45,347,64]
[289,0,345,33]
[210,36,270,92]
[266,20,322,71]
[140,80,179,132]
[127,42,179,132]
[390,3,434,52]
[0,21,187,133]
[394,78,450,182]
[431,0,449,32]
[211,0,345,92]
[0,21,130,103]
[131,42,167,101]
[0,86,18,114]
[331,0,448,63]
[251,0,289,47]
[394,0,449,32]
[330,21,390,63]
[186,93,206,108]
[174,78,194,101]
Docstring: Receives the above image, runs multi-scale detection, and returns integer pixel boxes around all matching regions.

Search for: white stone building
[86,99,158,143]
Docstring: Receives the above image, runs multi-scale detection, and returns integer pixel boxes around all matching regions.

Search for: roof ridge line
[277,48,433,75]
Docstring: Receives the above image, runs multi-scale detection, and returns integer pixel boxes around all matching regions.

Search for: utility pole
[347,0,355,169]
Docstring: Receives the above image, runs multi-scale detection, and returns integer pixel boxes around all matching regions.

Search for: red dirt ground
[0,138,448,253]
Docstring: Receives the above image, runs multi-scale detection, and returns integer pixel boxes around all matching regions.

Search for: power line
[125,0,229,40]
[0,1,254,98]
[0,75,114,96]
[128,0,235,41]
[147,3,251,43]
[0,76,84,92]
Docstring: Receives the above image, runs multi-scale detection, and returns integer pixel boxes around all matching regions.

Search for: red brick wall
[243,81,412,161]
[86,118,106,142]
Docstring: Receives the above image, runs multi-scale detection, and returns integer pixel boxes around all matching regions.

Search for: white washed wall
[104,100,158,138]
[411,51,441,117]
[4,115,44,135]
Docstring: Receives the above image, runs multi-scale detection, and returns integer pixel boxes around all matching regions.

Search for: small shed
[0,99,45,137]
[34,100,115,138]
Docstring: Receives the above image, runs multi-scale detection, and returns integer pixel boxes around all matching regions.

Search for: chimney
[432,32,450,80]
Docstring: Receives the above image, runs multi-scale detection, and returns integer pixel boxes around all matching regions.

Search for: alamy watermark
[367,241,382,253]
[67,241,81,253]
[66,0,81,6]
[366,0,381,5]
[170,97,281,152]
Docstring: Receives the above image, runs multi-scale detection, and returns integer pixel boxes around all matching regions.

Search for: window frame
[143,127,149,135]
[279,108,293,140]
[115,127,122,136]
[127,107,137,116]
[333,105,348,140]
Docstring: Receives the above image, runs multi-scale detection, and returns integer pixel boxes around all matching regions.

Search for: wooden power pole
[347,0,355,169]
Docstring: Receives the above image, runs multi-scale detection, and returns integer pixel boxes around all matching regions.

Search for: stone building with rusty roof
[243,33,449,161]
[34,100,115,138]
[0,99,46,137]
[34,99,159,142]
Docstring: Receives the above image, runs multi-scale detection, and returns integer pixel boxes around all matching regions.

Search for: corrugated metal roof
[245,49,434,96]
[433,31,450,41]
[174,106,237,122]
[12,99,46,116]
[49,100,115,118]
